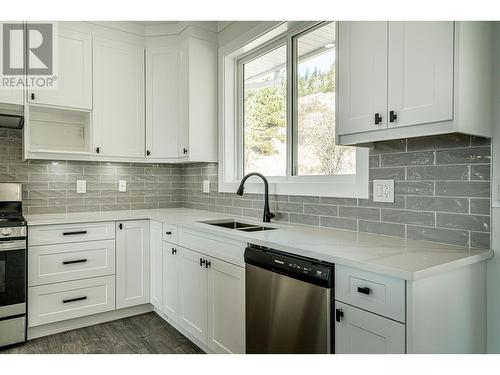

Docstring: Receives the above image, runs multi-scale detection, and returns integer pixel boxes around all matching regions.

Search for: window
[294,23,355,176]
[220,21,369,198]
[243,44,287,176]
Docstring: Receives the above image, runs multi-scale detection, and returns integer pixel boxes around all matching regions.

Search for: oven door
[0,239,26,318]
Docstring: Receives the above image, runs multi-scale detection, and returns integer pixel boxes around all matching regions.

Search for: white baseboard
[28,304,154,340]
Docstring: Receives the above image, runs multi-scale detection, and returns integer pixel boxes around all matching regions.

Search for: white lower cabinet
[335,302,405,354]
[178,247,208,343]
[28,239,115,286]
[171,245,245,353]
[162,241,179,322]
[28,275,115,327]
[207,257,245,354]
[116,220,150,309]
[150,221,163,310]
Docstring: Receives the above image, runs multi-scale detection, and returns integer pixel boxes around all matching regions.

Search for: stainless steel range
[0,183,27,348]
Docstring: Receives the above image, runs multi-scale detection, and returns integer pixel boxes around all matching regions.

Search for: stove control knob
[1,228,12,236]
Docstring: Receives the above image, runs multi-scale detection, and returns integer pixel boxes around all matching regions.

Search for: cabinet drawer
[29,222,115,246]
[335,265,406,322]
[28,275,115,327]
[178,229,245,267]
[28,240,115,286]
[162,223,178,243]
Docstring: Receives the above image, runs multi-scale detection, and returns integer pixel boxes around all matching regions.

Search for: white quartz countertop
[25,208,493,281]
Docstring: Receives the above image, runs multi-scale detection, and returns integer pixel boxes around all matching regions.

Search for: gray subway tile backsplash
[0,130,492,249]
[181,135,492,249]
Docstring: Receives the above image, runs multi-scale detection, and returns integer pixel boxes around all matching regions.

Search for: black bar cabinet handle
[335,308,344,322]
[389,110,397,123]
[357,286,371,295]
[63,259,88,265]
[200,258,206,266]
[63,230,87,236]
[31,93,35,100]
[165,231,172,235]
[171,247,177,255]
[374,113,382,125]
[119,223,123,230]
[63,296,87,304]
[205,260,211,269]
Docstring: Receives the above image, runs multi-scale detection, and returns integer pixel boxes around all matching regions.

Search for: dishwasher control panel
[245,244,334,288]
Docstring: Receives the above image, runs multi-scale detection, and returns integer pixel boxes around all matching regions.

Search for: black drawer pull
[63,259,88,265]
[63,231,87,236]
[335,308,344,322]
[165,231,172,235]
[200,258,206,266]
[357,286,371,295]
[205,260,211,269]
[171,247,177,255]
[63,296,87,304]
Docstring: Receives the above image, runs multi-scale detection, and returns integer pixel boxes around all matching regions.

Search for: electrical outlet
[118,180,127,192]
[373,179,394,203]
[76,180,86,194]
[203,180,210,194]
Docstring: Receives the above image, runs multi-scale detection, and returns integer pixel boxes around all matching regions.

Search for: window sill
[219,176,369,199]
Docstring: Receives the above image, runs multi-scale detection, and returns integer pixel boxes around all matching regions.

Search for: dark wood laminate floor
[1,312,204,354]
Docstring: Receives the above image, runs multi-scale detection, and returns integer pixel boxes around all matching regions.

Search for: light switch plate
[76,180,86,194]
[373,179,394,203]
[203,180,210,194]
[118,180,127,192]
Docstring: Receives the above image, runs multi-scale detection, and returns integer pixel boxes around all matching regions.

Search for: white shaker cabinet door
[335,302,405,354]
[0,22,24,106]
[162,241,179,322]
[178,246,208,344]
[149,220,163,310]
[115,220,150,309]
[28,27,92,109]
[207,257,245,354]
[145,46,181,159]
[387,21,454,128]
[93,37,145,158]
[338,21,388,135]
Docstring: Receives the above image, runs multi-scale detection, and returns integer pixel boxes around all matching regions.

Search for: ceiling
[244,22,335,82]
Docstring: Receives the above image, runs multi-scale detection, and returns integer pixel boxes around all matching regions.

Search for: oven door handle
[0,239,26,252]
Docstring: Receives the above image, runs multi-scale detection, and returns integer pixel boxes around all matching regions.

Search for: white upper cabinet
[93,37,145,158]
[387,22,454,128]
[0,89,23,106]
[145,46,181,159]
[0,22,23,106]
[145,37,217,162]
[338,22,388,135]
[337,21,492,145]
[28,28,92,110]
[116,220,150,309]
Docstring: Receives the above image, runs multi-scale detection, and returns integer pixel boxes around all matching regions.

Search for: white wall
[487,21,500,353]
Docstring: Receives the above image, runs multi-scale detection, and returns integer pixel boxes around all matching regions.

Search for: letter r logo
[2,23,53,76]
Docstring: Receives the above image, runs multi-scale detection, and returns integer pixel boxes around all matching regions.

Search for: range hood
[0,113,24,129]
[0,104,24,129]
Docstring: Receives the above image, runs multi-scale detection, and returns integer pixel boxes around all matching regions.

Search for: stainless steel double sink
[199,219,277,232]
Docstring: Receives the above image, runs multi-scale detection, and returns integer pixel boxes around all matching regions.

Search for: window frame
[219,21,369,198]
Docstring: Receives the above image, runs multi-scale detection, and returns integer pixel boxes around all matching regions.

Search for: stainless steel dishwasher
[244,244,335,354]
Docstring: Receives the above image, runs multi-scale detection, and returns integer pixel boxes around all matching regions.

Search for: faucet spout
[236,172,275,223]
